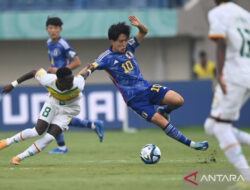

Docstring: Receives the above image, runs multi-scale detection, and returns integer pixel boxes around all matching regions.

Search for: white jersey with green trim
[208,2,250,88]
[35,68,85,105]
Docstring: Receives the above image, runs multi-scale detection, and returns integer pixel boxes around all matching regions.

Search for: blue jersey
[93,37,151,103]
[47,37,78,68]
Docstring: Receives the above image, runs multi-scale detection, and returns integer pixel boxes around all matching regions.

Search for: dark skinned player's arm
[215,38,226,79]
[78,64,95,80]
[215,38,227,94]
[2,69,37,94]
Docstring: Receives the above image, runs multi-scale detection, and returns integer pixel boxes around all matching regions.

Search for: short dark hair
[108,22,130,41]
[56,67,72,79]
[46,17,63,27]
[214,0,230,5]
[199,50,207,57]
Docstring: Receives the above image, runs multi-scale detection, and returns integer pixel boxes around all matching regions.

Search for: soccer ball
[140,144,161,164]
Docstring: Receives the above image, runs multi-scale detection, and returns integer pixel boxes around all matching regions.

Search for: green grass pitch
[0,127,249,190]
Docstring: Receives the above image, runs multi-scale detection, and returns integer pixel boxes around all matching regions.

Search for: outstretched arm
[77,64,95,80]
[129,15,148,43]
[215,38,226,94]
[2,70,37,94]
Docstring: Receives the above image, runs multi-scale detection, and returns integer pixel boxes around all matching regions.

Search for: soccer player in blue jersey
[45,17,104,154]
[79,15,209,151]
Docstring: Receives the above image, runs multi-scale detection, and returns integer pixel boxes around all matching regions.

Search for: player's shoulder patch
[97,49,111,61]
[128,38,136,45]
[35,68,47,78]
[58,38,70,50]
[68,50,77,58]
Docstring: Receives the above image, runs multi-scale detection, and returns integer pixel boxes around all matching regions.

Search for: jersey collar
[51,36,62,44]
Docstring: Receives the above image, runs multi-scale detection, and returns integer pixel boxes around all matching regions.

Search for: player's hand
[2,84,14,94]
[86,63,95,70]
[129,15,141,27]
[218,75,227,94]
[47,67,58,74]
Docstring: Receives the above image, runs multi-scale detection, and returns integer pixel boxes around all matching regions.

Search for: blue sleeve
[127,36,139,53]
[59,39,78,62]
[65,48,78,63]
[94,56,111,70]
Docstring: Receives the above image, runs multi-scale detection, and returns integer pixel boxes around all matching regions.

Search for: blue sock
[163,122,191,147]
[56,133,66,146]
[69,117,92,128]
[162,105,179,114]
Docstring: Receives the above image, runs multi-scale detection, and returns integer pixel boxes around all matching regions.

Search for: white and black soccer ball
[140,144,161,164]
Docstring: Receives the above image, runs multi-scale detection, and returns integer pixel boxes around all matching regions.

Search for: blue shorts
[128,84,170,122]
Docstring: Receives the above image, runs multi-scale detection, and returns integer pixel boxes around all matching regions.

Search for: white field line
[6,167,183,181]
[3,159,230,166]
[1,159,234,171]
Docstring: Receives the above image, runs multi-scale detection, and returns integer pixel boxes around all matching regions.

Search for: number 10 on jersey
[122,61,134,73]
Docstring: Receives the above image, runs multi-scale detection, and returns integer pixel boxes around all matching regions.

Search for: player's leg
[0,119,49,152]
[128,87,208,151]
[70,117,92,128]
[205,116,250,145]
[47,132,68,154]
[230,90,250,145]
[11,124,62,165]
[207,82,250,180]
[154,86,208,150]
[208,83,250,143]
[204,117,215,136]
[231,127,250,145]
[1,102,54,152]
[12,110,71,164]
[204,84,222,136]
[151,112,208,150]
[46,109,80,154]
[47,118,104,154]
[92,120,104,142]
[158,90,184,111]
[157,89,184,121]
[69,117,104,142]
[213,121,250,181]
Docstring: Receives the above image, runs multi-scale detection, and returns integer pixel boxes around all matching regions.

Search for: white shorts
[210,81,250,121]
[38,101,80,131]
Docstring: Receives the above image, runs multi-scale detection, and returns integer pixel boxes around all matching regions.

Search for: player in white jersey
[204,0,250,183]
[46,17,104,154]
[0,66,92,165]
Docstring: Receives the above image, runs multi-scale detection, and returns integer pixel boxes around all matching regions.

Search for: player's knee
[35,119,49,136]
[177,96,184,107]
[163,90,184,107]
[204,118,215,136]
[173,95,184,107]
[35,126,45,136]
[213,123,238,150]
[47,125,63,138]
